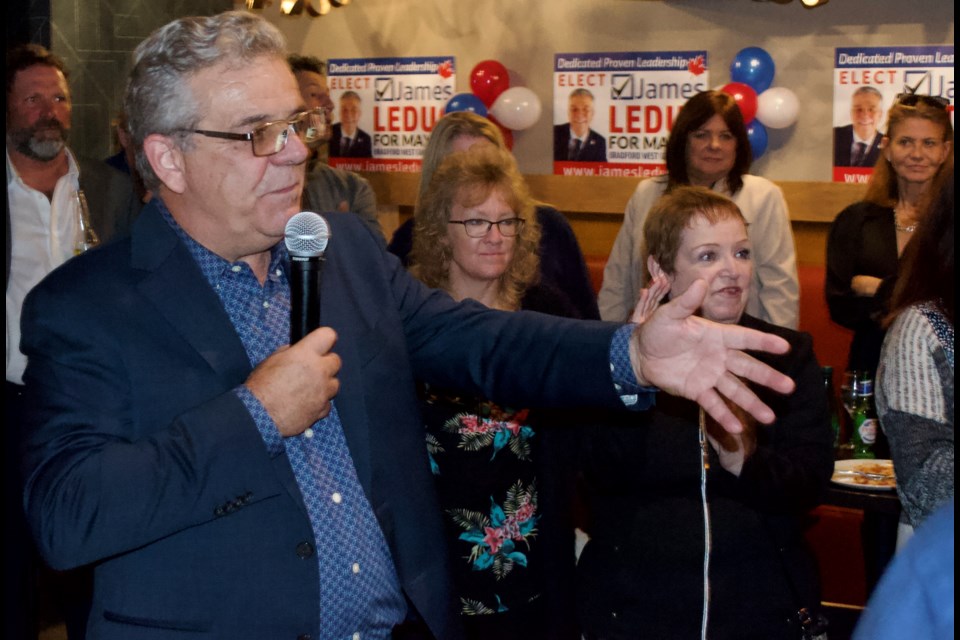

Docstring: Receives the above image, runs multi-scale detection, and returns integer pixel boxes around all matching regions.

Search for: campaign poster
[326,56,456,172]
[553,51,709,177]
[833,45,954,183]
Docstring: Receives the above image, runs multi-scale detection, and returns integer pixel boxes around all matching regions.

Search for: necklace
[894,208,917,233]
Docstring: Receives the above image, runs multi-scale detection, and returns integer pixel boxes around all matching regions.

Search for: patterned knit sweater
[876,302,955,528]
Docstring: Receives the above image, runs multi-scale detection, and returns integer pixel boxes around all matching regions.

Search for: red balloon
[470,60,510,108]
[720,82,758,125]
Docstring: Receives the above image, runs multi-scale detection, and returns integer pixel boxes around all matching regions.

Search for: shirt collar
[6,146,79,189]
[155,197,287,289]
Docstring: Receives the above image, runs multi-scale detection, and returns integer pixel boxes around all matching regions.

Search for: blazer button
[214,506,225,517]
[296,541,315,559]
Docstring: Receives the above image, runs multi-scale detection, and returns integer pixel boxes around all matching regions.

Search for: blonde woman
[390,111,599,319]
[410,145,581,639]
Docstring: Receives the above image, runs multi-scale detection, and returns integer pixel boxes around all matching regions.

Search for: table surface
[824,483,902,515]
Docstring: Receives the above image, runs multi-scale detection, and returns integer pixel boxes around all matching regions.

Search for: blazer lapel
[130,205,251,383]
[315,243,374,494]
[131,203,313,518]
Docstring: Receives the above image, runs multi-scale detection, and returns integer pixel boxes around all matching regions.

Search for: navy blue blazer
[554,125,607,162]
[330,123,373,158]
[21,200,627,639]
[833,125,883,167]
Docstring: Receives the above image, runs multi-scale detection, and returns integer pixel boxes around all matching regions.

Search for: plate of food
[832,459,896,491]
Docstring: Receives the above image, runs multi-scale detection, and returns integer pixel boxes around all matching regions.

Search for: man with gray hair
[20,11,797,640]
[834,85,885,167]
[330,90,373,158]
[553,88,607,162]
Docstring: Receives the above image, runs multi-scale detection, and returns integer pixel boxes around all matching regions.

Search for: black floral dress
[423,393,542,615]
[418,283,582,639]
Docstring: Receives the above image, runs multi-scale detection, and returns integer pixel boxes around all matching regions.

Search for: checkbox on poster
[375,78,393,100]
[611,74,633,100]
[903,69,930,94]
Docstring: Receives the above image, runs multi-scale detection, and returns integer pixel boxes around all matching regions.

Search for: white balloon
[489,86,542,131]
[756,87,799,129]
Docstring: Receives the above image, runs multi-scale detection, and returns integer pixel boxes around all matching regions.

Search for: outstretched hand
[628,279,795,434]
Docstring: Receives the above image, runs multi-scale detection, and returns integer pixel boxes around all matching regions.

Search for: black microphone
[284,211,330,343]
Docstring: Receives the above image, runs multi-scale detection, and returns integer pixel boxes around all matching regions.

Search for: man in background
[288,54,383,240]
[104,110,150,204]
[330,90,373,158]
[834,86,884,167]
[288,53,334,167]
[554,88,607,162]
[5,43,140,640]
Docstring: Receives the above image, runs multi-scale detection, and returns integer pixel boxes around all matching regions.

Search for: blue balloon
[747,121,768,159]
[445,93,488,117]
[730,47,776,94]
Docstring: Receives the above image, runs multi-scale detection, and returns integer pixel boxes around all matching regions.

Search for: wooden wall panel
[366,173,867,266]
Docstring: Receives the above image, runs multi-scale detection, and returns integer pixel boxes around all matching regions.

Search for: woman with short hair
[580,186,832,640]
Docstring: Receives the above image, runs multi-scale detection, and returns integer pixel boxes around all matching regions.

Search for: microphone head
[285,211,330,258]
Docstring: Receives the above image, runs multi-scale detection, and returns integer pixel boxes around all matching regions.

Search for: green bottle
[851,377,878,459]
[821,366,841,451]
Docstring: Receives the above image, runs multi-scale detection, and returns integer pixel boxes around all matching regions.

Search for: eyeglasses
[183,107,331,157]
[895,93,950,109]
[448,218,525,238]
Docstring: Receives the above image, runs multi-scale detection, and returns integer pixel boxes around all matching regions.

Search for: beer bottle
[821,366,842,452]
[73,189,100,255]
[851,376,878,459]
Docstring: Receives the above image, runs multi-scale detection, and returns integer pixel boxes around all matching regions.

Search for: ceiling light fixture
[753,0,829,6]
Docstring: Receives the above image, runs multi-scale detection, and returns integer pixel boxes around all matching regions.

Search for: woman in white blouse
[598,90,798,328]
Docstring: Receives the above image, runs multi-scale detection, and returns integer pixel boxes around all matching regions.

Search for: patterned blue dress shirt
[159,202,406,640]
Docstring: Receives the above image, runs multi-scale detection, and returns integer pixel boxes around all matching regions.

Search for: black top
[577,315,834,640]
[419,282,581,639]
[826,200,900,374]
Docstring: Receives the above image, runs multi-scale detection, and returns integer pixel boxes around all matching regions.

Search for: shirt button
[275,268,283,276]
[304,428,314,439]
[262,301,270,308]
[352,633,360,640]
[231,265,242,273]
[331,492,342,504]
[352,562,360,574]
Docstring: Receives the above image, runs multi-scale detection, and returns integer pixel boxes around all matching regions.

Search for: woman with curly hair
[391,110,599,320]
[409,144,581,639]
